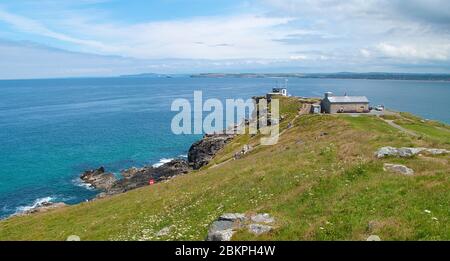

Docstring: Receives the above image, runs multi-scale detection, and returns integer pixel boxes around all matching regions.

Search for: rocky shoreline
[80,133,235,198]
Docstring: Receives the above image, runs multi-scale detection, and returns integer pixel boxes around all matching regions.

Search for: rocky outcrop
[375,146,449,158]
[16,202,67,216]
[248,224,272,235]
[80,159,190,197]
[383,163,414,176]
[107,159,190,195]
[250,213,274,224]
[80,167,117,190]
[80,133,235,197]
[206,213,275,241]
[188,134,235,169]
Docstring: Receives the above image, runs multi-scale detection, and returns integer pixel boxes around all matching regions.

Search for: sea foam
[15,196,54,213]
[152,158,174,168]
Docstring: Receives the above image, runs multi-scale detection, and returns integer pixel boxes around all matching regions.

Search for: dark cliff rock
[80,133,235,197]
[188,134,235,169]
[80,167,117,190]
[81,160,191,197]
[107,159,190,195]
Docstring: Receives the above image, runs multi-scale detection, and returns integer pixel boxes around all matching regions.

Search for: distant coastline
[189,72,450,81]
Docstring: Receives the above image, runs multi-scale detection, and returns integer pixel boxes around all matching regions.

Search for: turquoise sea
[0,77,449,218]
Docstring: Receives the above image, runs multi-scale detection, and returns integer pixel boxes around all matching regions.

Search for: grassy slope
[0,98,449,241]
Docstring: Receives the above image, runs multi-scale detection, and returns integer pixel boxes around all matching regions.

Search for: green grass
[394,114,450,144]
[0,98,449,241]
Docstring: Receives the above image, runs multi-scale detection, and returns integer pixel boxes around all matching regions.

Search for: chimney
[324,92,333,99]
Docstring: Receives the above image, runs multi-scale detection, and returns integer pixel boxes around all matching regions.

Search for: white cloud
[376,42,450,60]
[1,0,450,77]
[360,49,371,58]
[0,8,114,52]
[62,14,301,60]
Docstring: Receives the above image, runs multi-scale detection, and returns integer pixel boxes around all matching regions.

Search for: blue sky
[0,0,449,79]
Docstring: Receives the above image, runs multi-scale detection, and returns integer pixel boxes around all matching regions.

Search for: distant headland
[190,72,450,81]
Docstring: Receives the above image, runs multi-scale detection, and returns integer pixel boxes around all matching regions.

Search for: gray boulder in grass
[383,163,414,176]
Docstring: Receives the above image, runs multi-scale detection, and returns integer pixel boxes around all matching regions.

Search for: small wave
[178,154,188,158]
[15,196,54,213]
[152,158,174,168]
[72,177,95,190]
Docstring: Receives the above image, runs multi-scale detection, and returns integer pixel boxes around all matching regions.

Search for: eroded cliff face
[106,159,191,196]
[80,134,234,197]
[188,134,235,170]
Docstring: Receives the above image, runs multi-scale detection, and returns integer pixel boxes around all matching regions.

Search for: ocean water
[0,77,449,218]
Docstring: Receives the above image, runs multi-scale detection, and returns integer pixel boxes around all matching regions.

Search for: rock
[250,213,275,224]
[219,213,247,222]
[107,159,191,195]
[397,147,425,157]
[376,146,448,158]
[80,167,117,190]
[206,220,235,241]
[121,167,142,179]
[375,146,398,158]
[207,229,234,241]
[367,235,381,241]
[188,134,235,169]
[156,226,173,237]
[425,148,449,155]
[206,212,276,240]
[66,235,81,241]
[210,220,234,231]
[383,163,414,176]
[18,202,67,216]
[248,224,272,235]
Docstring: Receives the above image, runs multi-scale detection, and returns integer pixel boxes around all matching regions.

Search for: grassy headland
[0,97,448,240]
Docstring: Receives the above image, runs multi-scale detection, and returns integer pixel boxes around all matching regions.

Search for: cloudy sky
[0,0,449,79]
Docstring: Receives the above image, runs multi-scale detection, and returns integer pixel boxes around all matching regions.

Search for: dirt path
[211,104,311,169]
[382,119,419,137]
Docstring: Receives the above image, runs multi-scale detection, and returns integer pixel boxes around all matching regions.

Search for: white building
[267,88,288,99]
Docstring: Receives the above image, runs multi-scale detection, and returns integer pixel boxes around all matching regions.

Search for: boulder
[250,213,275,224]
[248,224,272,235]
[206,220,235,241]
[375,146,398,158]
[376,147,448,158]
[188,134,235,169]
[367,235,381,241]
[206,212,275,240]
[383,163,414,176]
[80,167,117,190]
[66,235,81,241]
[425,148,449,155]
[219,213,247,222]
[397,147,425,157]
[207,229,234,241]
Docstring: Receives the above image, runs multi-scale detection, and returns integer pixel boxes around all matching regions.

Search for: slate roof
[327,96,369,103]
